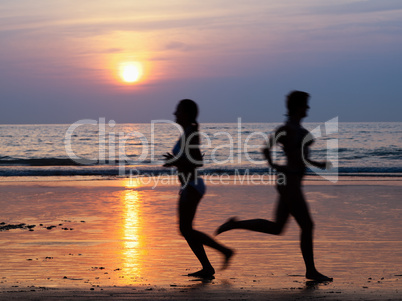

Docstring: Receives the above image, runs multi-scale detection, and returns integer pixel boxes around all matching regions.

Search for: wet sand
[0,176,401,300]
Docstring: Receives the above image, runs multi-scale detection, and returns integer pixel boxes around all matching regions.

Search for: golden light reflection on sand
[124,177,141,188]
[121,189,147,283]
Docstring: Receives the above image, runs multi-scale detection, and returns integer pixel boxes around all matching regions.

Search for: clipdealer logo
[64,117,338,184]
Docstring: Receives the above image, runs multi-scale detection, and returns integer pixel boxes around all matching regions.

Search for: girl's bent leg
[216,199,289,235]
[179,187,213,275]
[190,229,234,270]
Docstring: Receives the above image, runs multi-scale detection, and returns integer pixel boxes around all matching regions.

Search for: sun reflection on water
[121,189,146,282]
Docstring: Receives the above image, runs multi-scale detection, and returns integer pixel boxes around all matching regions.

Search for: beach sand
[0,176,401,300]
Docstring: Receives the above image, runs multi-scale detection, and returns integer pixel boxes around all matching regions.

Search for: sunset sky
[1,0,401,123]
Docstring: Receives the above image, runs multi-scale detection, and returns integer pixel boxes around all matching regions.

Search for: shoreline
[1,174,401,184]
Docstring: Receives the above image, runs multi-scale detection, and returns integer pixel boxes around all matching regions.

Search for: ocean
[0,121,401,178]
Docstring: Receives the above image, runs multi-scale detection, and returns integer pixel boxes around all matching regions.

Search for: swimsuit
[173,138,206,197]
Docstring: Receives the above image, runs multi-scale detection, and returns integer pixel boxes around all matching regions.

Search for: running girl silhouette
[216,91,332,282]
[163,99,234,278]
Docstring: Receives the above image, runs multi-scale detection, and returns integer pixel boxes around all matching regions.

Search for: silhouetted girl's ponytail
[179,99,199,131]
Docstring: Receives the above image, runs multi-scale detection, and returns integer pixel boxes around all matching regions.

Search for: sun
[119,62,143,83]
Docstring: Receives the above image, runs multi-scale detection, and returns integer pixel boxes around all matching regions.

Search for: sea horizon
[1,121,401,178]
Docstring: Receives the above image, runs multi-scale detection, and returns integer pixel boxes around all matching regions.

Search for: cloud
[311,0,402,15]
[103,48,124,53]
[164,41,192,51]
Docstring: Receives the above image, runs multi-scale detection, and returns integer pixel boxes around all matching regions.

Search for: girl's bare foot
[221,248,235,270]
[188,268,215,278]
[306,270,333,282]
[215,217,238,235]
